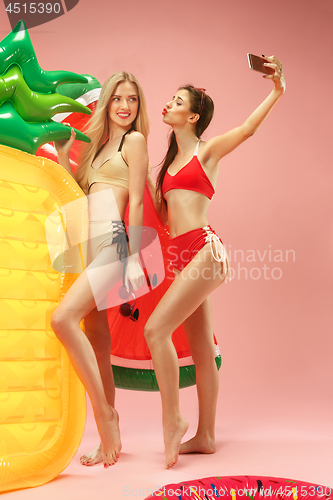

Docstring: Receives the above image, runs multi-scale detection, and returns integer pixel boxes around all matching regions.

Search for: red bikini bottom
[168,225,226,272]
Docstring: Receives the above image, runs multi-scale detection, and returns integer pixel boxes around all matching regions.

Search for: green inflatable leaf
[0,20,87,93]
[0,66,91,122]
[0,102,90,155]
[0,21,92,153]
[56,74,102,100]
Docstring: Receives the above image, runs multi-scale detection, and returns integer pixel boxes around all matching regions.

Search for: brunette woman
[145,56,285,468]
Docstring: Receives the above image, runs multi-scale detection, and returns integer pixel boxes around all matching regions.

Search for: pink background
[1,0,332,497]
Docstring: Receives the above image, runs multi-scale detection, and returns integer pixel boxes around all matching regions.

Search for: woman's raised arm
[202,55,285,166]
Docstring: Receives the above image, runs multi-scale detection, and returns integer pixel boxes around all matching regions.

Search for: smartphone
[247,54,274,75]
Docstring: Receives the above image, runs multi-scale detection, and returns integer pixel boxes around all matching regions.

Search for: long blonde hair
[76,71,149,192]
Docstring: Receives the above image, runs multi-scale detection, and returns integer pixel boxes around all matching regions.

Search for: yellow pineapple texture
[0,145,87,492]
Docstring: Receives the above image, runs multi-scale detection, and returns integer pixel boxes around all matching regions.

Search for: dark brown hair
[156,85,214,196]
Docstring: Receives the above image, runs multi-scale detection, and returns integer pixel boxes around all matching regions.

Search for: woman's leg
[85,308,115,406]
[51,251,123,468]
[80,307,116,466]
[179,296,218,454]
[144,244,227,468]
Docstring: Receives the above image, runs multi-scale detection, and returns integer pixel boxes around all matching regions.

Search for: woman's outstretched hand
[262,55,286,93]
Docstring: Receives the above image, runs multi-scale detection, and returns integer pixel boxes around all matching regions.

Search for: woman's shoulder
[122,130,148,167]
[126,130,146,144]
[123,130,147,156]
[198,139,207,149]
[197,138,219,170]
[197,139,208,157]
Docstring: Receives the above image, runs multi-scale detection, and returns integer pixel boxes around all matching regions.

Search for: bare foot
[163,416,189,469]
[179,434,216,454]
[95,406,122,468]
[80,442,103,466]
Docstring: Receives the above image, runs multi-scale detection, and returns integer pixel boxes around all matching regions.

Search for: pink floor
[4,388,333,500]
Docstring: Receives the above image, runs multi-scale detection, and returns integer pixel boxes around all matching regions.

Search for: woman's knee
[193,352,217,370]
[190,342,217,368]
[143,321,153,344]
[51,307,77,341]
[50,308,67,339]
[143,320,160,347]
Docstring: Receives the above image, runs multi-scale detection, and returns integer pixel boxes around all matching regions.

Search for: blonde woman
[51,72,149,468]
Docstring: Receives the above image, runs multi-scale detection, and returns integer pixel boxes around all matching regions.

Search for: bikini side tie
[203,225,226,263]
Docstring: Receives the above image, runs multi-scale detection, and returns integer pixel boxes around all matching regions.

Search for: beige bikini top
[87,130,131,192]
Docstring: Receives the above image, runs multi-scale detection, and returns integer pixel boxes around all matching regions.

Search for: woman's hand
[53,125,76,179]
[54,127,76,159]
[262,55,286,93]
[124,255,145,292]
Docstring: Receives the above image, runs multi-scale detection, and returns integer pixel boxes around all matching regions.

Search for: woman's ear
[188,113,200,124]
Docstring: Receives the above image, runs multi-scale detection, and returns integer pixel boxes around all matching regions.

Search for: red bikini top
[162,140,215,200]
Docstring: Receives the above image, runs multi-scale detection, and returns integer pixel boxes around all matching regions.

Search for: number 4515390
[6,3,61,14]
